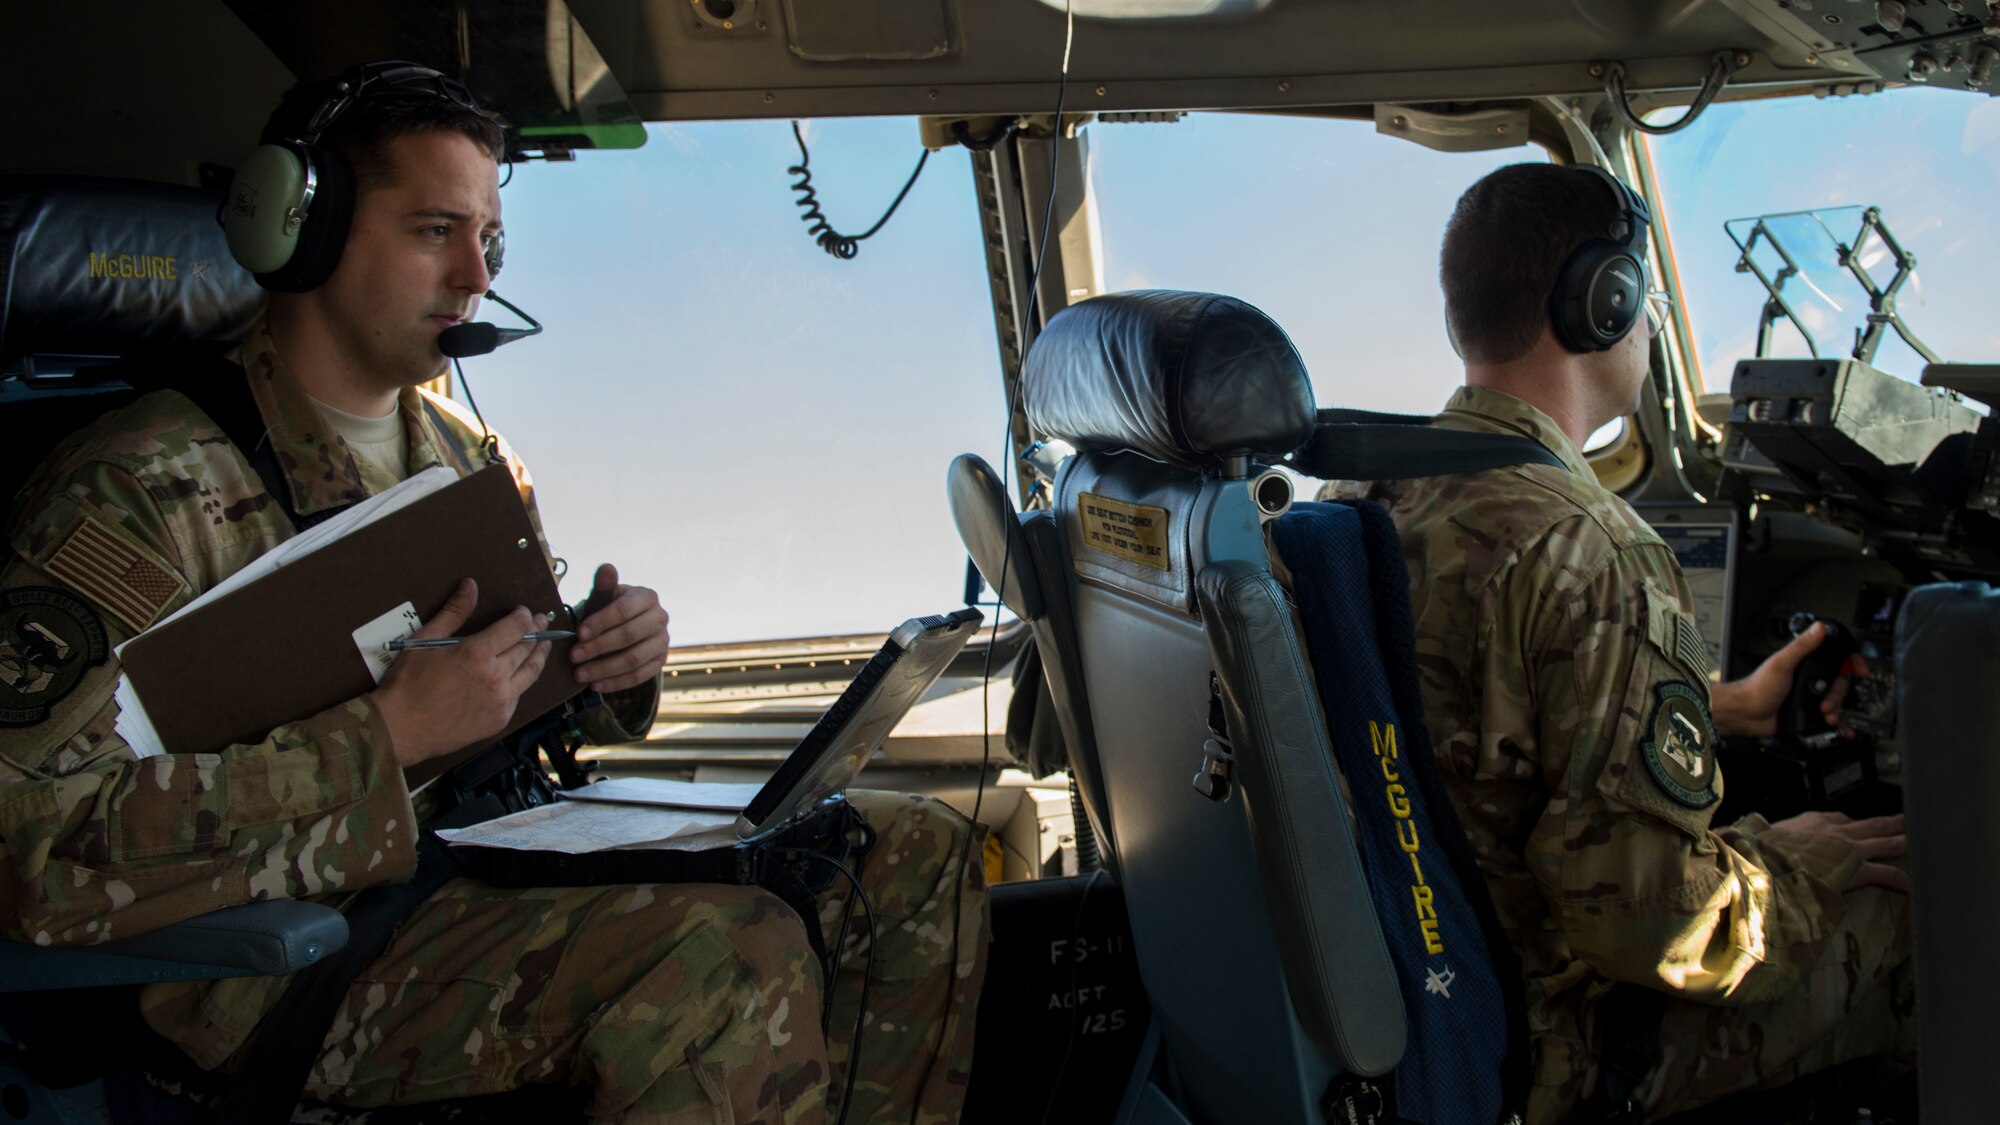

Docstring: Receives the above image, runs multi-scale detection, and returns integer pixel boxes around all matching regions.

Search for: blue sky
[467,90,1998,645]
[1644,89,2000,385]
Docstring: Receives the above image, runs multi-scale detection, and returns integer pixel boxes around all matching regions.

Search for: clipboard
[118,465,583,780]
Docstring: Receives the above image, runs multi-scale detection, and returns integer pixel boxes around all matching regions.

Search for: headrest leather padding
[1023,290,1316,471]
[1,176,263,365]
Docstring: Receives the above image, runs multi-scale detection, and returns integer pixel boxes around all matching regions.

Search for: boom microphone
[437,290,543,358]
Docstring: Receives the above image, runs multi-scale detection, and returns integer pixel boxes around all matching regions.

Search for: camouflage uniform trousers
[292,790,989,1124]
[1635,885,1915,1118]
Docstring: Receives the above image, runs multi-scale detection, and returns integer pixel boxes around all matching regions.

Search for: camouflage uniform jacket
[0,315,657,1064]
[1320,386,1863,1112]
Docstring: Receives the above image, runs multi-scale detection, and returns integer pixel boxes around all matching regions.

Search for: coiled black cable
[788,120,930,260]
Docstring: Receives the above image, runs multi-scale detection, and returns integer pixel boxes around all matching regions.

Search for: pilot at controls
[0,63,988,1122]
[1320,162,1911,1122]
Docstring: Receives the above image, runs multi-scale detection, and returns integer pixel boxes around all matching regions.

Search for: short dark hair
[1440,162,1625,364]
[260,66,507,194]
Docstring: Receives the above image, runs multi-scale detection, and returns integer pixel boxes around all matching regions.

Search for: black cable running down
[781,848,877,1125]
[909,3,1076,1123]
[822,873,862,1037]
[449,358,505,467]
[788,121,931,260]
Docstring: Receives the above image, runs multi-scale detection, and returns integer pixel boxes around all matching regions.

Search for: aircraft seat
[1896,580,2000,1122]
[0,175,351,1123]
[0,175,339,985]
[947,453,1118,872]
[0,175,264,509]
[957,289,1408,1124]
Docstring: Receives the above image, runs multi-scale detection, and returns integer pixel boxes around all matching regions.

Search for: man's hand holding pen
[369,577,555,768]
[367,564,668,769]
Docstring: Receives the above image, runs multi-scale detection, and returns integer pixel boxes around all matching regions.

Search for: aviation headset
[1548,163,1653,354]
[221,61,505,293]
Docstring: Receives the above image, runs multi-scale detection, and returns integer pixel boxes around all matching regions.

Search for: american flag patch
[1674,617,1717,683]
[44,516,184,633]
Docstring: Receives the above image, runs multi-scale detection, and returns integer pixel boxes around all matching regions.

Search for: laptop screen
[736,607,984,839]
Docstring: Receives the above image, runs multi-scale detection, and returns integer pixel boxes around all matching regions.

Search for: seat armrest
[0,901,349,992]
[1198,559,1407,1076]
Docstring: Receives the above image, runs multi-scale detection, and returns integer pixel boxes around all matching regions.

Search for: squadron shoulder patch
[1643,682,1719,809]
[0,588,110,726]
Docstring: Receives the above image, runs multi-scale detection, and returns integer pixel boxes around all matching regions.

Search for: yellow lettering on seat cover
[86,251,179,282]
[1370,719,1445,956]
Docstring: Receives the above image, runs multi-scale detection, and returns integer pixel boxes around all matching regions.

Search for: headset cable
[908,0,1077,1120]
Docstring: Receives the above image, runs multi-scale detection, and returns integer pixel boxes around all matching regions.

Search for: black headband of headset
[265,61,484,149]
[1573,163,1650,249]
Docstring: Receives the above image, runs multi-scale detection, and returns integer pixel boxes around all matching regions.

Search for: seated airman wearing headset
[1321,163,1912,1122]
[0,63,988,1123]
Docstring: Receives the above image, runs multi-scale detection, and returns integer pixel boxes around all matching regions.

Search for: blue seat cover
[1272,501,1514,1124]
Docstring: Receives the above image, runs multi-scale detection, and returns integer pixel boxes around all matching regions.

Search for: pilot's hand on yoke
[1710,622,1866,738]
[369,578,555,768]
[571,563,671,694]
[1768,809,1910,895]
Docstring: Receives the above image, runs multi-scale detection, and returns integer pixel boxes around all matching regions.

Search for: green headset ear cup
[254,145,355,293]
[223,143,311,274]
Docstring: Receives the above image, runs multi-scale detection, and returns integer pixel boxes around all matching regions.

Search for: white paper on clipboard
[111,468,459,757]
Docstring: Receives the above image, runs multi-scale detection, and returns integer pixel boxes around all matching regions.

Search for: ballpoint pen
[383,630,575,653]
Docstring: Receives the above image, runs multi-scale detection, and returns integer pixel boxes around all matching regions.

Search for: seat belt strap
[1292,408,1567,482]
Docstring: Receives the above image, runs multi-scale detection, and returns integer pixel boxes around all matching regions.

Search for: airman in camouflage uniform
[0,68,987,1124]
[1319,163,1910,1121]
[0,313,989,1122]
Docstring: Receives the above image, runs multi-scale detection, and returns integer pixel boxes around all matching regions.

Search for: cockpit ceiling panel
[568,0,2000,120]
[224,0,647,153]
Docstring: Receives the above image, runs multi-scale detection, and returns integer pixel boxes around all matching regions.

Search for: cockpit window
[466,119,1004,645]
[1646,89,1999,390]
[1091,112,1551,415]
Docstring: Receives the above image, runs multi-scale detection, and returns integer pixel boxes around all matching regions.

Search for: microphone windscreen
[437,322,501,358]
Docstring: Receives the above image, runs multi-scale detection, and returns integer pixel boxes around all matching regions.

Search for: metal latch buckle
[1192,672,1236,802]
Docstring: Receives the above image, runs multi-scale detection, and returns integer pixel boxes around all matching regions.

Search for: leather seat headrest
[1023,290,1316,472]
[0,176,263,369]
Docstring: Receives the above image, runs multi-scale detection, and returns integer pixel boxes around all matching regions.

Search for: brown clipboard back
[119,465,582,774]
